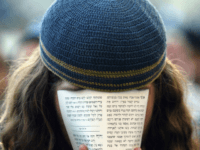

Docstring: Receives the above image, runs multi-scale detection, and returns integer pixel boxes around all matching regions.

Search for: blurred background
[0,0,200,139]
[0,0,54,100]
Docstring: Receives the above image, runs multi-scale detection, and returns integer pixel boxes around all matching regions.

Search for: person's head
[181,18,200,83]
[0,0,198,149]
[16,19,41,60]
[1,49,197,150]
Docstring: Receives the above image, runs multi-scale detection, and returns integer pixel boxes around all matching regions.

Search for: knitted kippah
[40,0,166,92]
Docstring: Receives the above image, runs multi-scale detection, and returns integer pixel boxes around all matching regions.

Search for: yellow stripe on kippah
[40,39,165,78]
[41,52,165,88]
[41,53,165,92]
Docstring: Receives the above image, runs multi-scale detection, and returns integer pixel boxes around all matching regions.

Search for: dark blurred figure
[16,20,41,60]
[181,18,200,142]
[182,20,200,84]
[159,6,200,142]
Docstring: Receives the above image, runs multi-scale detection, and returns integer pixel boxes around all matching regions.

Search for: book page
[57,89,149,150]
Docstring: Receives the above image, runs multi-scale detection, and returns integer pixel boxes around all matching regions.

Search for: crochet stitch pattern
[40,0,166,91]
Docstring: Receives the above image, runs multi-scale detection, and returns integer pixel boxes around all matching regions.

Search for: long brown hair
[142,58,199,149]
[0,48,199,150]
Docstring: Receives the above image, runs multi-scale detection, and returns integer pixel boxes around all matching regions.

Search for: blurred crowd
[0,0,200,142]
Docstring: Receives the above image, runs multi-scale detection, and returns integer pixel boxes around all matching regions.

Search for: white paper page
[57,89,149,150]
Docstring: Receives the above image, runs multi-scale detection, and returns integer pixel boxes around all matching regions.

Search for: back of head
[181,16,200,52]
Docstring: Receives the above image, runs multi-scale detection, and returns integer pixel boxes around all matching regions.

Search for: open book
[57,89,149,150]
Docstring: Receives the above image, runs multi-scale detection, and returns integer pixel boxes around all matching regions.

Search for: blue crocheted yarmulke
[40,0,166,92]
